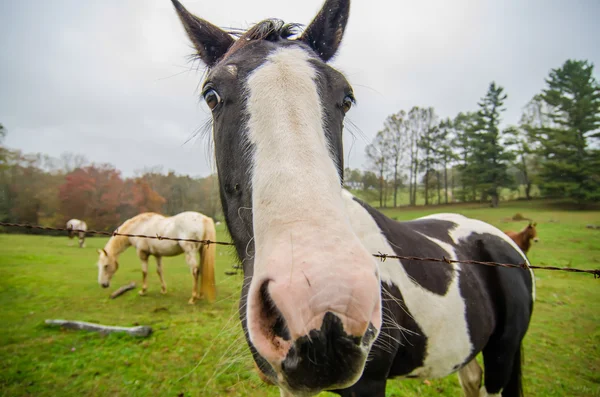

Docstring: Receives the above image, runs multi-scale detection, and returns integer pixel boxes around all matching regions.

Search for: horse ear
[300,0,350,62]
[171,0,234,67]
[98,248,108,256]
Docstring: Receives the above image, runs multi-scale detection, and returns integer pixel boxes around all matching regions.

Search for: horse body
[339,194,534,395]
[171,0,534,395]
[66,218,87,248]
[96,211,216,303]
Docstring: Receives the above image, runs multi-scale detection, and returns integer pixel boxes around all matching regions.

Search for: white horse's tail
[200,217,217,302]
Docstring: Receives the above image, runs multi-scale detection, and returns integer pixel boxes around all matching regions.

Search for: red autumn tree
[131,178,166,214]
[58,164,126,230]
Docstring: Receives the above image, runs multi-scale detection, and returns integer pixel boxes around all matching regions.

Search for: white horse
[66,219,87,248]
[96,211,217,304]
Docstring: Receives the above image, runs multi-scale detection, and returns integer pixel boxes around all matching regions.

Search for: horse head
[97,248,119,288]
[172,0,382,394]
[528,222,539,243]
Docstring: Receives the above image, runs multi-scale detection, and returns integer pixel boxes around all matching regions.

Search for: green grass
[1,201,599,396]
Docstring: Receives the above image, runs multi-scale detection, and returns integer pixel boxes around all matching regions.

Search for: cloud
[1,0,598,176]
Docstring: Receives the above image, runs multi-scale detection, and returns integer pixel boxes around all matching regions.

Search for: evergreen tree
[472,82,515,207]
[536,59,600,203]
[452,112,479,202]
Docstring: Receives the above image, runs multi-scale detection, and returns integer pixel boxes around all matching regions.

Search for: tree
[406,107,438,205]
[344,168,363,190]
[381,111,408,207]
[436,119,457,204]
[365,131,390,207]
[505,96,546,200]
[416,108,439,205]
[536,59,600,203]
[471,82,515,207]
[131,179,166,214]
[452,112,479,202]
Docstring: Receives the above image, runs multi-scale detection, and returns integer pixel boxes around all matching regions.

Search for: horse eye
[203,88,221,110]
[342,94,354,114]
[104,264,108,269]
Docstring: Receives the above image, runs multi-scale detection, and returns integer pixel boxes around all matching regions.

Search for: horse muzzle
[245,230,382,394]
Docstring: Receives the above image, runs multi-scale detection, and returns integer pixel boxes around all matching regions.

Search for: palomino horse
[66,219,87,248]
[96,211,216,303]
[171,0,535,395]
[506,222,539,254]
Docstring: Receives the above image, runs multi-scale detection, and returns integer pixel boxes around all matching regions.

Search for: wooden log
[110,282,136,299]
[45,319,152,337]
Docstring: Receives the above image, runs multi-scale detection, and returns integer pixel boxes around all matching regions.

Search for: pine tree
[471,82,515,207]
[452,112,479,202]
[537,59,600,203]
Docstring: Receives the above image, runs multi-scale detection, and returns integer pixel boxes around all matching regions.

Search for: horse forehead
[210,40,309,82]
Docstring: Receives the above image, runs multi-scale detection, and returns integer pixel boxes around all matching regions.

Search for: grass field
[1,200,599,396]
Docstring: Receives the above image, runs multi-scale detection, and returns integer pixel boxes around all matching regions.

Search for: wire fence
[1,221,598,278]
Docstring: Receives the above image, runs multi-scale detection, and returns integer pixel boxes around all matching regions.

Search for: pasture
[0,200,599,397]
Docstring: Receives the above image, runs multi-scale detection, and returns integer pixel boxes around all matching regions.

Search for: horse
[96,211,217,303]
[171,0,535,395]
[66,219,87,248]
[505,222,539,254]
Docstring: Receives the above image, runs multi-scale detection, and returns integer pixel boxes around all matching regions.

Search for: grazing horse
[171,0,535,395]
[96,211,217,303]
[66,219,87,248]
[505,222,539,254]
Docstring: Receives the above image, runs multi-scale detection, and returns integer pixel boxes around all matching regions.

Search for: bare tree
[381,111,408,207]
[365,131,391,208]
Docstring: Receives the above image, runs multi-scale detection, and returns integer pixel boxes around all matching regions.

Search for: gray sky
[1,0,598,177]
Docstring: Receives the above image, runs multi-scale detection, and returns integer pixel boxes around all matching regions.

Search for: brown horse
[505,222,539,254]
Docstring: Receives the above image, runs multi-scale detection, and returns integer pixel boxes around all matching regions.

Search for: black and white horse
[171,1,535,396]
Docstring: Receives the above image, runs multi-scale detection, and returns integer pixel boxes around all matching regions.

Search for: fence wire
[1,221,598,278]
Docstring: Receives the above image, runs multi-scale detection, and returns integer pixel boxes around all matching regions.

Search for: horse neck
[521,237,531,252]
[104,234,131,257]
[517,228,531,252]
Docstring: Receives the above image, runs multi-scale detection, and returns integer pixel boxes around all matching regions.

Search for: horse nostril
[259,282,291,342]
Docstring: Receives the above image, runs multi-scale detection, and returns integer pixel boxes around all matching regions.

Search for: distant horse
[66,219,87,248]
[505,222,539,254]
[96,211,216,303]
[172,0,535,396]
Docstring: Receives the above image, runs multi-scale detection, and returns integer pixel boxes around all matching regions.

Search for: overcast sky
[1,0,598,177]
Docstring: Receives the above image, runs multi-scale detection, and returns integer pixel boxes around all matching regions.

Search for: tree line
[0,127,220,233]
[348,59,600,208]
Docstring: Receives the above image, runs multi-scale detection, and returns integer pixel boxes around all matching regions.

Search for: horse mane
[223,19,303,60]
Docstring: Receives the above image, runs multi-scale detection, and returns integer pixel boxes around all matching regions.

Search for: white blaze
[245,47,347,261]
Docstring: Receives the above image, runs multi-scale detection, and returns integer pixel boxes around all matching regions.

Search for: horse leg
[480,339,522,397]
[186,250,200,304]
[138,250,149,296]
[78,232,85,248]
[155,256,167,294]
[458,358,483,397]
